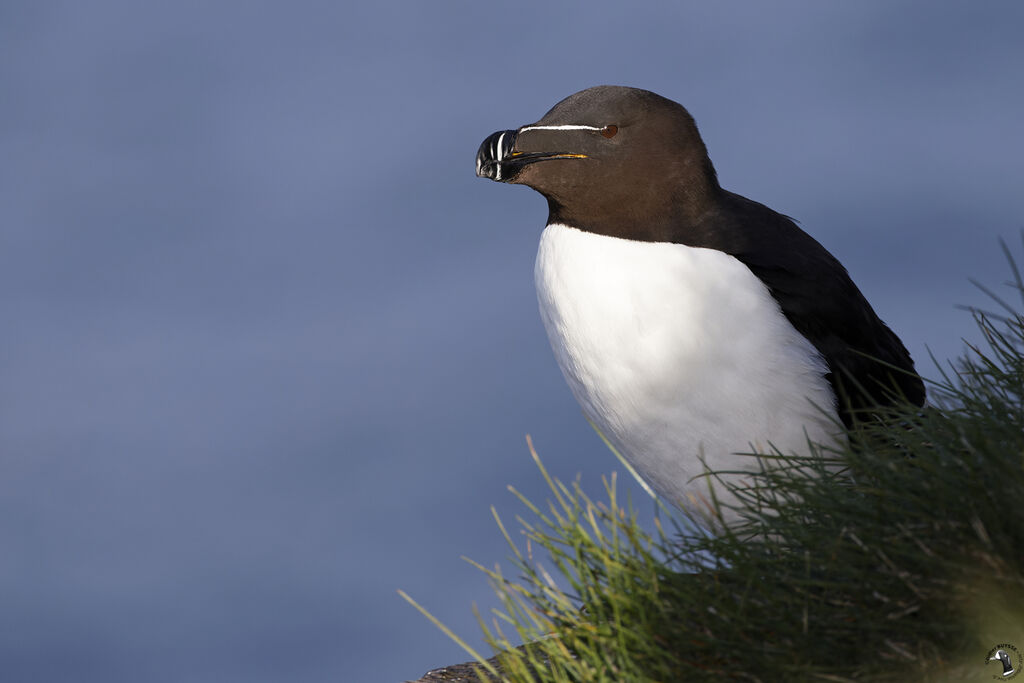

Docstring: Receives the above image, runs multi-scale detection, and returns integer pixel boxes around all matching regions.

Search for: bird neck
[546,176,723,244]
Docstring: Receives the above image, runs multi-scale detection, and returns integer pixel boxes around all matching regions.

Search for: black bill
[475,129,518,181]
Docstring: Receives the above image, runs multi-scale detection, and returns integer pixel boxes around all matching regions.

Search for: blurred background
[2,2,1022,681]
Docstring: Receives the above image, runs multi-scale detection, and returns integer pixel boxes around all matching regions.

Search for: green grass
[407,238,1024,682]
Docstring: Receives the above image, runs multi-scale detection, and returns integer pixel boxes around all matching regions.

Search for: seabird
[476,86,924,514]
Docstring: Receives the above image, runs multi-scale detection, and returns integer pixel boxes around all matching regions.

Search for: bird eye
[601,124,618,139]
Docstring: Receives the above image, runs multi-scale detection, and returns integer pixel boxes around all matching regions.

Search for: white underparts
[534,223,840,516]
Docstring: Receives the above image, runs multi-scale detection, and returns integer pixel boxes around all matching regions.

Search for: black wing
[687,192,925,427]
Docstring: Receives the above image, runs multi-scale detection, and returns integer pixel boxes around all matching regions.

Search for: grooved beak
[476,129,587,182]
[475,129,518,181]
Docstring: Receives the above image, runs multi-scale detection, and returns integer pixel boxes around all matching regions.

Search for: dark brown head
[476,86,720,241]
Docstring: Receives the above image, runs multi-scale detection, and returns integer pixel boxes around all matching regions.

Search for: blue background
[2,2,1022,681]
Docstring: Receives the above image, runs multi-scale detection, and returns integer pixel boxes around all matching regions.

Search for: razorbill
[475,85,924,514]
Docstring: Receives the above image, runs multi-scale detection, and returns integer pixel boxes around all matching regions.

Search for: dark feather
[690,192,925,425]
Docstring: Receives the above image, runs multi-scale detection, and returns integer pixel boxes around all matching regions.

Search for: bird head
[476,85,720,240]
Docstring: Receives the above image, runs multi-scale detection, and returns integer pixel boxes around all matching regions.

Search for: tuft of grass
[412,237,1024,682]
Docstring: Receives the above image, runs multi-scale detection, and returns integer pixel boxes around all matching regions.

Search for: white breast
[534,223,839,515]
